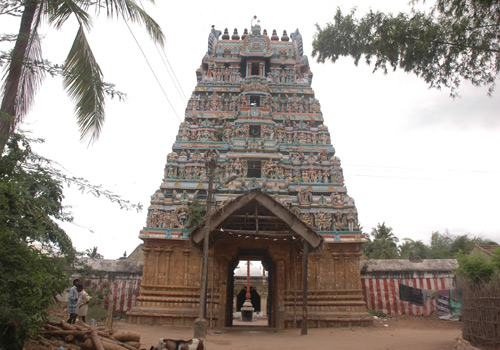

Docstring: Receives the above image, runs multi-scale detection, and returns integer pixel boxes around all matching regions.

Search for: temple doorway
[227,252,273,327]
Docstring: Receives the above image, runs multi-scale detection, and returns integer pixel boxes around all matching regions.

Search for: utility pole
[194,152,216,339]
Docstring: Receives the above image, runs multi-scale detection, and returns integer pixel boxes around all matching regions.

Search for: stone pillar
[183,248,191,286]
[142,247,152,285]
[241,260,254,321]
[165,246,173,284]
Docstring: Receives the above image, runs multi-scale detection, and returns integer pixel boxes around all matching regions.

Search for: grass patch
[367,308,388,318]
[86,304,107,322]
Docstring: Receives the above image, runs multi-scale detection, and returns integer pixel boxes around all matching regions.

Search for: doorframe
[225,249,275,327]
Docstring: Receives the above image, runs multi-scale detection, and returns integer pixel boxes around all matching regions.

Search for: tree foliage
[363,222,400,259]
[399,238,430,259]
[0,133,75,349]
[186,200,206,230]
[312,1,500,96]
[455,249,499,285]
[85,246,103,259]
[0,0,165,153]
[364,223,497,260]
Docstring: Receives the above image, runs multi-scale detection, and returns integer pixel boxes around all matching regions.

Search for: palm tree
[365,222,400,259]
[85,246,103,259]
[0,0,165,154]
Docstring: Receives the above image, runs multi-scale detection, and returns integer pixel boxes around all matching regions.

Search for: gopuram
[128,22,371,329]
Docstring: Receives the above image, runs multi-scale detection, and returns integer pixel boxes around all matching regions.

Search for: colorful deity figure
[318,194,327,205]
[248,178,259,189]
[298,188,312,204]
[300,212,312,226]
[347,210,356,231]
[175,207,189,228]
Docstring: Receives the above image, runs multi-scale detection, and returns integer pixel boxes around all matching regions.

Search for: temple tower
[128,23,371,329]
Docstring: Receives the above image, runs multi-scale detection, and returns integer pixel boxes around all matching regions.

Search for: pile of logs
[39,321,142,350]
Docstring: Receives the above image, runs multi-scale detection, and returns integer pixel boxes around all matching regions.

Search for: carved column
[183,248,191,286]
[142,247,152,285]
[154,248,162,285]
[331,249,342,289]
[165,246,174,285]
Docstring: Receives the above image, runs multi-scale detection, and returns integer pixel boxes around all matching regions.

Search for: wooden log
[99,337,128,350]
[65,334,75,342]
[98,330,112,338]
[125,341,140,349]
[38,337,53,346]
[61,321,77,331]
[100,335,138,350]
[111,330,140,343]
[43,330,90,337]
[90,328,105,350]
[76,320,90,329]
[105,302,115,331]
[77,338,94,350]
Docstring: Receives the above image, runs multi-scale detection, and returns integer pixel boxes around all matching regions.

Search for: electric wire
[123,19,182,122]
[137,0,188,104]
[344,163,500,175]
[156,45,188,103]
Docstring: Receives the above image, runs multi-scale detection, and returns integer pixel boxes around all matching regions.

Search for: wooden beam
[190,189,323,249]
[191,190,260,244]
[301,241,309,336]
[255,204,259,233]
[223,229,294,237]
[254,194,323,248]
[231,215,283,220]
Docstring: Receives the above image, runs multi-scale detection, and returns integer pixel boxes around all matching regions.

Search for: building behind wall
[127,22,371,328]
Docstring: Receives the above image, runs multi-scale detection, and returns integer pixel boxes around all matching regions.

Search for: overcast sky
[4,0,499,258]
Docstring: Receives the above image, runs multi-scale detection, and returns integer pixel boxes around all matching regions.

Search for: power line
[343,163,500,175]
[123,19,182,122]
[137,0,188,104]
[156,45,188,103]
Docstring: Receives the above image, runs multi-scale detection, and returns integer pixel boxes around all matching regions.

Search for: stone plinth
[241,299,254,322]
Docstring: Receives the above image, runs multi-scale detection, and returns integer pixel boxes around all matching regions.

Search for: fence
[461,279,500,349]
[360,259,458,316]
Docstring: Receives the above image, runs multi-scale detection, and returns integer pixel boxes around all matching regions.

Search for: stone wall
[74,258,143,313]
[80,256,460,320]
[360,259,458,316]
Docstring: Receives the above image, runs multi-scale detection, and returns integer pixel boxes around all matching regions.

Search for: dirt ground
[114,316,463,350]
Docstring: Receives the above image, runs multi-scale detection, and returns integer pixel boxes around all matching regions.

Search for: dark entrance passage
[236,285,261,312]
[226,251,274,327]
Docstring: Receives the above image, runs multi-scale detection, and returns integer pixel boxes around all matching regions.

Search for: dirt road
[115,316,462,350]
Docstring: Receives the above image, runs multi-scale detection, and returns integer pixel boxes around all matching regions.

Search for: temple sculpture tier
[128,23,371,329]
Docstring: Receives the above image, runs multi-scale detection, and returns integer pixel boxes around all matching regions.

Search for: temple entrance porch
[129,190,372,329]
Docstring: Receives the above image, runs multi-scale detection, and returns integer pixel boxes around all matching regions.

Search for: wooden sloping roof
[190,189,323,249]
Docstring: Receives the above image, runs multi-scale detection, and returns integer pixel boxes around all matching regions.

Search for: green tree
[428,231,455,258]
[399,238,430,259]
[312,1,500,97]
[0,133,75,349]
[187,200,206,229]
[0,0,165,153]
[455,250,498,285]
[364,222,400,259]
[427,231,496,258]
[85,246,103,259]
[492,247,500,270]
